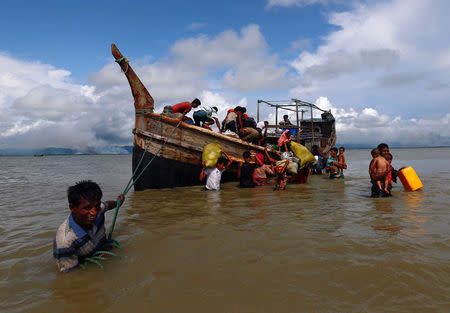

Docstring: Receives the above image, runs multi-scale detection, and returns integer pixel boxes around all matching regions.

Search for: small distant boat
[33,154,44,157]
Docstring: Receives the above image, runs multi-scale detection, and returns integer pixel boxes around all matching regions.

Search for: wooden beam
[310,106,314,148]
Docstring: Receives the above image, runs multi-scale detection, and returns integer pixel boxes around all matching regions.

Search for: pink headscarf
[278,130,291,147]
[256,153,264,164]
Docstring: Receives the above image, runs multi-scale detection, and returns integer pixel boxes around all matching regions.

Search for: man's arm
[214,117,222,133]
[221,112,230,129]
[281,159,289,172]
[222,151,233,168]
[237,162,242,178]
[199,161,207,181]
[105,194,125,210]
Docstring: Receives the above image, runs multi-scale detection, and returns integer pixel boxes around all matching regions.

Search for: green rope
[125,119,183,194]
[107,118,183,239]
[83,257,105,271]
[93,250,120,258]
[115,57,129,63]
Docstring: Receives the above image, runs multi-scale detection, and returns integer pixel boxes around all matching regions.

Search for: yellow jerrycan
[397,166,423,191]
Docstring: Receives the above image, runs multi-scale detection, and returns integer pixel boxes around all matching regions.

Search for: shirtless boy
[369,148,390,195]
[338,147,347,170]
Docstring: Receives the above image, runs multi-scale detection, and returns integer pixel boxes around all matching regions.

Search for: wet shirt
[205,168,225,190]
[53,202,111,272]
[239,162,257,188]
[171,102,192,114]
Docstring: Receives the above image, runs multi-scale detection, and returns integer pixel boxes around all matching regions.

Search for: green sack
[291,142,316,168]
[202,142,222,168]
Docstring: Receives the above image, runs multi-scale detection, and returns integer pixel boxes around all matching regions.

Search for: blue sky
[0,0,449,151]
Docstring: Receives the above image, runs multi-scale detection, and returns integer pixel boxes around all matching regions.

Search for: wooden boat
[112,44,269,190]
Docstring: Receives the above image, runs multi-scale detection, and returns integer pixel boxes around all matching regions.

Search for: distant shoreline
[0,145,448,156]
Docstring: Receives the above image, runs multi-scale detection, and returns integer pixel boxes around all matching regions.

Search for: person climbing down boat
[193,106,221,132]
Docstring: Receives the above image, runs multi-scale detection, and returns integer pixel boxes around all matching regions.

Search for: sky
[0,0,449,152]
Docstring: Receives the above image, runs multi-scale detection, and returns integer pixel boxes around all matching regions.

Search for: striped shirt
[53,202,111,272]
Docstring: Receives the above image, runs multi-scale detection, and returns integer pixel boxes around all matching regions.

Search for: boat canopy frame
[257,98,331,143]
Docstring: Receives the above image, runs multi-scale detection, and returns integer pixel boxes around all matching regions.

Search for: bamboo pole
[310,105,314,149]
[257,100,260,123]
[296,101,300,142]
[275,105,279,133]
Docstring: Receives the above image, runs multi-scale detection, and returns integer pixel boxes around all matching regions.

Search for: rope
[115,57,130,74]
[107,118,183,239]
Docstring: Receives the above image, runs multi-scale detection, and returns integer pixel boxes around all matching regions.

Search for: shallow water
[0,148,449,313]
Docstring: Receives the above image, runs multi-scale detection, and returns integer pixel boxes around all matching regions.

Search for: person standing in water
[199,152,233,191]
[237,151,257,188]
[53,180,125,272]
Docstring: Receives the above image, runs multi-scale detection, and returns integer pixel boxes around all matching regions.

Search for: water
[0,148,449,313]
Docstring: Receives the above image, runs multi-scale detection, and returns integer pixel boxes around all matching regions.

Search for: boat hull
[131,112,265,190]
[132,144,239,190]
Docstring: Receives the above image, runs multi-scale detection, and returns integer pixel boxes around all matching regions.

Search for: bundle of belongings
[276,152,299,174]
[274,142,316,175]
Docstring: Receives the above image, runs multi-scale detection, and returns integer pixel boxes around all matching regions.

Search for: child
[274,159,289,190]
[199,151,232,190]
[326,147,341,178]
[53,180,125,272]
[253,152,274,186]
[237,151,258,188]
[369,148,390,196]
[338,147,347,170]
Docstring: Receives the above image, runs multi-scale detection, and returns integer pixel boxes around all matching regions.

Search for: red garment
[256,153,264,164]
[387,165,393,184]
[172,102,192,114]
[278,130,291,147]
[289,167,309,184]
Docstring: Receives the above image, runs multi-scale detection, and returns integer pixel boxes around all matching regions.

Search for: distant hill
[0,146,133,156]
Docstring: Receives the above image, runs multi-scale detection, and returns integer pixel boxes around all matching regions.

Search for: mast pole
[310,105,314,149]
[295,100,300,142]
[257,100,260,123]
[275,105,279,133]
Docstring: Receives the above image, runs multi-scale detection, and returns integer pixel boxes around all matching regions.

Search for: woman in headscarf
[253,153,274,186]
[277,130,292,152]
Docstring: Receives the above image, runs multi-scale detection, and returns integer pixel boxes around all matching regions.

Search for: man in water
[53,180,124,272]
[199,152,233,191]
[372,143,397,195]
[237,151,257,188]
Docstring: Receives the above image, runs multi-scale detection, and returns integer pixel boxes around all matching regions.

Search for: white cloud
[0,54,133,151]
[1,8,449,151]
[171,24,291,91]
[289,0,450,117]
[314,97,449,147]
